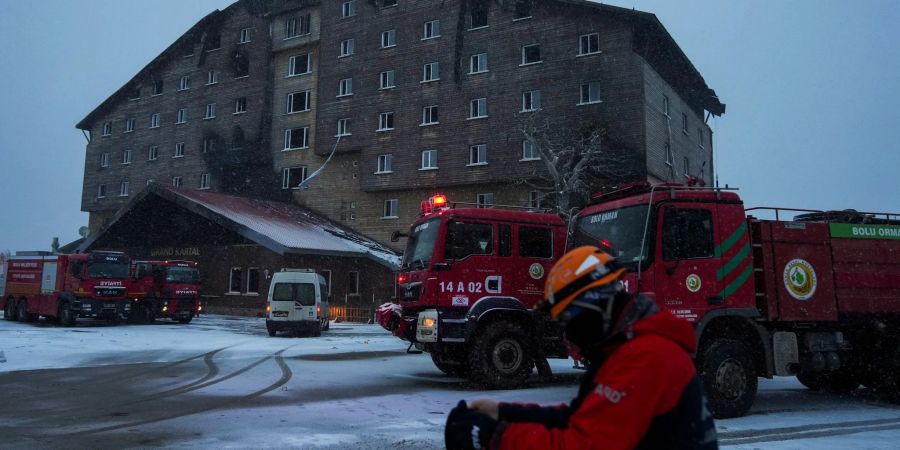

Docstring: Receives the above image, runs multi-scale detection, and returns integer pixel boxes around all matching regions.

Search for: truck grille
[177,299,194,310]
[95,288,124,297]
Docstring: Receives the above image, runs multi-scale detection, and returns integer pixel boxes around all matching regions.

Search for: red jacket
[493,307,718,450]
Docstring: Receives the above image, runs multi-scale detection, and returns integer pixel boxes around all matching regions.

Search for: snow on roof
[165,187,400,269]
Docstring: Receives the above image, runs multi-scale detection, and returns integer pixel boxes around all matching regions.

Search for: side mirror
[390,230,408,242]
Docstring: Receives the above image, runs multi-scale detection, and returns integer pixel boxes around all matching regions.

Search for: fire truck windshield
[401,218,440,270]
[165,267,200,284]
[87,261,131,279]
[575,204,651,268]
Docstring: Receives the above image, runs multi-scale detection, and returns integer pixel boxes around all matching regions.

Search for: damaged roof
[77,184,401,269]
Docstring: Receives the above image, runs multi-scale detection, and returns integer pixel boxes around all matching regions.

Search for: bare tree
[514,111,637,223]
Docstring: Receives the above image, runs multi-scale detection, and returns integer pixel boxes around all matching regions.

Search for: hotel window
[521,44,541,65]
[148,146,159,161]
[698,129,705,148]
[476,193,494,208]
[337,118,351,136]
[470,2,488,28]
[381,29,396,48]
[150,113,160,128]
[348,271,359,295]
[469,144,487,165]
[579,82,601,104]
[287,91,311,113]
[121,149,131,165]
[378,112,394,131]
[522,90,541,112]
[228,267,242,293]
[202,138,215,154]
[423,20,440,39]
[579,33,600,55]
[383,199,399,218]
[247,268,260,294]
[376,154,393,174]
[204,103,216,119]
[683,157,691,178]
[342,1,356,18]
[288,53,312,76]
[153,80,163,95]
[179,76,190,90]
[239,28,252,44]
[682,113,689,134]
[321,270,332,294]
[665,141,673,166]
[421,149,438,170]
[176,108,187,124]
[338,78,353,96]
[206,33,221,51]
[529,191,542,208]
[207,70,218,85]
[101,122,112,136]
[422,62,439,82]
[172,176,183,187]
[97,184,107,199]
[470,53,487,74]
[380,70,395,89]
[514,0,533,19]
[175,142,185,157]
[125,118,135,132]
[663,95,670,117]
[469,98,487,119]
[100,152,109,168]
[340,38,355,57]
[200,173,211,190]
[522,140,539,160]
[382,0,397,6]
[234,97,247,114]
[284,127,309,150]
[421,105,439,125]
[119,181,129,197]
[282,166,308,189]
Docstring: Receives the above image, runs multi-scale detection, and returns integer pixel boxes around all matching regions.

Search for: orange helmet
[542,246,626,320]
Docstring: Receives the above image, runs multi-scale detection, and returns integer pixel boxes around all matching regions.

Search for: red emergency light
[421,194,450,214]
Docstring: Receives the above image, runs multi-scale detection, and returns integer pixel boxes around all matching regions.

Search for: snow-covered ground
[1,314,898,449]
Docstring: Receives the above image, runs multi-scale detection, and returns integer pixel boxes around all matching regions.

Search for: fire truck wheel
[177,316,193,324]
[17,300,34,323]
[57,302,76,327]
[468,321,534,389]
[698,338,757,419]
[5,298,19,321]
[431,351,470,377]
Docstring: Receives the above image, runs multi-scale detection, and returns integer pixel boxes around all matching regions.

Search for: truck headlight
[416,309,439,343]
[422,317,436,328]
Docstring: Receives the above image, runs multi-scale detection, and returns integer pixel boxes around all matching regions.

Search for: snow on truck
[2,251,133,325]
[131,260,202,324]
[378,185,900,418]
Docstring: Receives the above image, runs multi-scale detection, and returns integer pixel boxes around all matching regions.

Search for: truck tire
[17,300,35,323]
[5,298,19,321]
[698,338,757,419]
[177,315,193,324]
[267,326,277,337]
[431,352,470,377]
[468,321,534,389]
[58,302,76,327]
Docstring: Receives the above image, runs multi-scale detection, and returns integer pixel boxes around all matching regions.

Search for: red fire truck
[131,260,202,324]
[379,187,900,418]
[2,251,133,325]
[379,195,570,388]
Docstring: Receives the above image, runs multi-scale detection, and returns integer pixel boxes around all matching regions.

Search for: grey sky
[0,0,897,253]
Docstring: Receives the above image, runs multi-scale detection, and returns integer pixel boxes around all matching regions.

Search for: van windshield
[272,282,316,306]
[401,218,440,270]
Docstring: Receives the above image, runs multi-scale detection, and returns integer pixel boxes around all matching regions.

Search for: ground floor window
[247,268,260,294]
[229,267,242,293]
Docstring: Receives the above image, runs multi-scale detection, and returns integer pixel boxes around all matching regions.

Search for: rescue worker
[445,245,718,450]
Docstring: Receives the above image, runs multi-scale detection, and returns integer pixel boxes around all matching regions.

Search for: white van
[266,269,330,337]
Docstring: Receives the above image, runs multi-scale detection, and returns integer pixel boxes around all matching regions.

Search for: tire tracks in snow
[57,346,295,438]
[719,416,900,446]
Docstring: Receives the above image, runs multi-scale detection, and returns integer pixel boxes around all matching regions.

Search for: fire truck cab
[383,195,569,388]
[131,260,202,324]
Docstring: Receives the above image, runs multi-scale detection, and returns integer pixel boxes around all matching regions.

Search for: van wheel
[5,298,19,321]
[58,302,76,327]
[323,320,330,331]
[468,321,534,389]
[267,326,277,337]
[698,338,757,419]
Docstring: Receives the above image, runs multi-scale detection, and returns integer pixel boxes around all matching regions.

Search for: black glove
[445,400,498,450]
